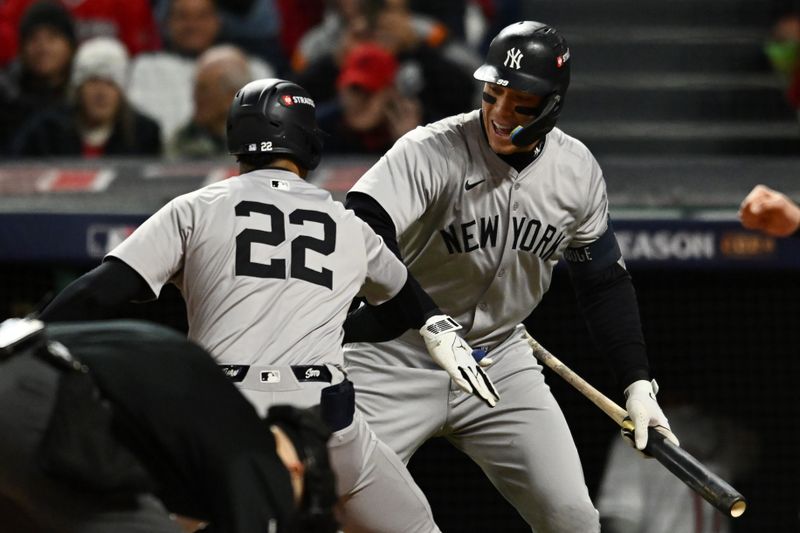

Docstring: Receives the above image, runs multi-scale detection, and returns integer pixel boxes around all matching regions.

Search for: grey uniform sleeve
[349,133,450,236]
[570,152,610,247]
[105,196,192,298]
[356,218,409,305]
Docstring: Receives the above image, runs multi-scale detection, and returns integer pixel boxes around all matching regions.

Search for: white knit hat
[71,36,129,89]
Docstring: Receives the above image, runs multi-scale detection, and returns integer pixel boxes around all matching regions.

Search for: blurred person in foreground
[12,36,161,158]
[316,42,422,154]
[167,45,254,158]
[0,1,77,154]
[739,183,800,237]
[0,318,337,533]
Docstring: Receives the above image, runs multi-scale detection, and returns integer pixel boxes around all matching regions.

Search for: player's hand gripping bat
[523,331,746,518]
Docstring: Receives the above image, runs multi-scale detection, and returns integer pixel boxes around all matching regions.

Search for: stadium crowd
[0,0,522,159]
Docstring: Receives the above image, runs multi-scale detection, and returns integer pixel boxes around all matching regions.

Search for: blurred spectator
[0,1,77,155]
[292,0,479,122]
[275,0,325,61]
[0,0,161,66]
[128,0,274,144]
[11,37,161,158]
[167,45,253,158]
[474,0,522,54]
[597,404,757,533]
[407,0,469,41]
[403,0,519,48]
[290,0,367,73]
[213,0,285,72]
[317,42,422,154]
[764,12,800,121]
[154,0,288,73]
[373,0,483,119]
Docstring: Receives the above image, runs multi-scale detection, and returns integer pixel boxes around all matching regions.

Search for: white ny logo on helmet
[504,48,523,69]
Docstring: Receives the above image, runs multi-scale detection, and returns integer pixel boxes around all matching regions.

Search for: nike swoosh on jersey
[464,179,486,191]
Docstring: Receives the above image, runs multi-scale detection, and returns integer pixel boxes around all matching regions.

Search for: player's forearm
[569,262,650,387]
[343,275,440,344]
[344,191,443,342]
[39,260,153,322]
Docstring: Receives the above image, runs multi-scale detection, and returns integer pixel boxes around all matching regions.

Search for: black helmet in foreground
[474,21,571,146]
[227,78,324,170]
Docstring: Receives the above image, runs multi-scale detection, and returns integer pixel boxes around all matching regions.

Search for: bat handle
[631,425,747,518]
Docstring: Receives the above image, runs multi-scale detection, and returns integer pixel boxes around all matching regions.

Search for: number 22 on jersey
[234,200,336,289]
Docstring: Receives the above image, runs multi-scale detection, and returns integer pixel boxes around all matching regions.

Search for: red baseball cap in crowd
[337,43,399,92]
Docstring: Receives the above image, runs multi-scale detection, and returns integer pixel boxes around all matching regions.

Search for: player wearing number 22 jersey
[39,79,500,533]
[110,170,395,367]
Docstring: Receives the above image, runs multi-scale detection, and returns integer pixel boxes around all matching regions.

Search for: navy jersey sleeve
[39,259,155,322]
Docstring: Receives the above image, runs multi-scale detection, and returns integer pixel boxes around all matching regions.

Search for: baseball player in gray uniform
[39,78,498,533]
[343,21,680,532]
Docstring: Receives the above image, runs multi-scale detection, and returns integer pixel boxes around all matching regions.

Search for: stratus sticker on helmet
[556,49,570,68]
[279,95,316,107]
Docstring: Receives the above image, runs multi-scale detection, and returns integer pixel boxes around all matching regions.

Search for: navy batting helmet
[474,21,570,146]
[227,78,324,170]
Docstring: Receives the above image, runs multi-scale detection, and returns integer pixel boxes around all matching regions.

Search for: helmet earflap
[510,93,562,146]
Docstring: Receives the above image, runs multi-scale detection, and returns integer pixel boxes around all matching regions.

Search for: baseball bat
[523,331,746,518]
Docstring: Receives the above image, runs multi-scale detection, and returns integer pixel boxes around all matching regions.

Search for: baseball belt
[219,364,334,384]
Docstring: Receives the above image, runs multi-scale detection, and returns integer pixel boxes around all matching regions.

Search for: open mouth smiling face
[481,82,543,154]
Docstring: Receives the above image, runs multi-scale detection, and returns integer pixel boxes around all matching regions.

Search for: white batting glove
[420,315,499,408]
[623,379,680,451]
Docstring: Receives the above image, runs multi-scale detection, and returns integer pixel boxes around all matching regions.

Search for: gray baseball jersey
[108,168,440,533]
[350,109,608,349]
[109,168,406,366]
[345,110,609,531]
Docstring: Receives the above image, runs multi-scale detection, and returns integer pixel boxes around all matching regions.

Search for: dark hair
[19,1,77,48]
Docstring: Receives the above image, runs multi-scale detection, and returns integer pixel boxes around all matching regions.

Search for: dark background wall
[410,267,800,533]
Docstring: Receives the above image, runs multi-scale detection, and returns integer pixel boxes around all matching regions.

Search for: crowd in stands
[0,0,521,160]
[766,10,800,122]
